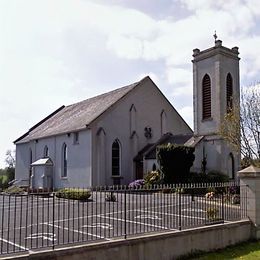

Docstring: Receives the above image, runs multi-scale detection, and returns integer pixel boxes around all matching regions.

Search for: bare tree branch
[219,85,260,167]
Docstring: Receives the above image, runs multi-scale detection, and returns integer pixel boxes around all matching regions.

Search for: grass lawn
[184,240,260,259]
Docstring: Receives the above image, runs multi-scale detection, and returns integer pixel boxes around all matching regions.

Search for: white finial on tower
[213,30,217,43]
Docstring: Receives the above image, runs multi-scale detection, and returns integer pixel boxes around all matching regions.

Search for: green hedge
[188,171,229,183]
[55,188,91,200]
[157,144,195,184]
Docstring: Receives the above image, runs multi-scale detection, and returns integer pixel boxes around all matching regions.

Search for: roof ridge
[66,76,148,108]
[14,76,150,143]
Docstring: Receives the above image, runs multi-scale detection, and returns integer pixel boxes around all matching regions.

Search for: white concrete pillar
[238,165,260,238]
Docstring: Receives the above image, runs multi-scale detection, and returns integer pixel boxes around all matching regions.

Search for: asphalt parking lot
[0,191,241,256]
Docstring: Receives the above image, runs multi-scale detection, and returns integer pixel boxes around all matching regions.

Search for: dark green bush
[188,171,229,183]
[157,144,195,184]
[55,188,91,200]
[207,170,229,182]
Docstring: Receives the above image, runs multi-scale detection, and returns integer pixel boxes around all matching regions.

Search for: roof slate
[16,78,143,143]
[136,133,194,160]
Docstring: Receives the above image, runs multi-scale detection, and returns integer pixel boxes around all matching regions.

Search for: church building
[14,39,240,189]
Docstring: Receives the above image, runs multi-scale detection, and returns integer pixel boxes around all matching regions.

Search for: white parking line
[139,209,206,220]
[43,223,110,241]
[99,215,169,230]
[0,237,28,251]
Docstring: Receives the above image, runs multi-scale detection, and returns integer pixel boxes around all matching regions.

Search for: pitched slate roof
[135,133,194,160]
[31,158,53,166]
[15,77,146,144]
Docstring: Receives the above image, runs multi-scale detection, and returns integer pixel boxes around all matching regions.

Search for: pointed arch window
[29,148,32,165]
[130,104,137,135]
[61,143,68,178]
[228,153,235,179]
[202,74,211,119]
[160,110,167,135]
[43,146,49,158]
[112,140,121,176]
[226,73,233,112]
[29,148,33,177]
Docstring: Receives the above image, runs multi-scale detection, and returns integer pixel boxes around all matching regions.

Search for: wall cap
[238,165,260,178]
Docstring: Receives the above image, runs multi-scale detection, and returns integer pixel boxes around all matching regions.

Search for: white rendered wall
[91,78,192,186]
[193,45,240,136]
[15,130,92,189]
[15,143,31,184]
[192,43,240,176]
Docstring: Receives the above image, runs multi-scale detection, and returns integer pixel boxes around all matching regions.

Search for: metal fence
[0,182,248,256]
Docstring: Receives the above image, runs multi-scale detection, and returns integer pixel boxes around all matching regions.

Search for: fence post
[178,185,182,230]
[52,191,55,250]
[238,165,260,239]
[124,188,127,239]
[221,190,224,221]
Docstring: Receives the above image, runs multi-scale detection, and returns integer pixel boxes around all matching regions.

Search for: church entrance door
[135,161,143,180]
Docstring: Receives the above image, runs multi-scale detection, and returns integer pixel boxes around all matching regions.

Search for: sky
[1,0,260,168]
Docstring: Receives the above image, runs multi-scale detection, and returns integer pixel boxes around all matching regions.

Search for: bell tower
[192,38,240,177]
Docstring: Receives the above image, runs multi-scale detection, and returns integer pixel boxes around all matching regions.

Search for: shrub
[55,188,91,200]
[144,170,163,186]
[206,207,219,220]
[228,185,240,194]
[128,179,144,188]
[3,186,25,195]
[205,191,215,199]
[105,192,117,202]
[161,188,174,194]
[231,194,240,204]
[0,175,9,190]
[207,170,229,182]
[157,144,195,184]
[188,171,229,184]
[174,187,185,194]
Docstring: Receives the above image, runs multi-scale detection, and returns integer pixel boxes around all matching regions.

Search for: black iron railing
[0,182,248,256]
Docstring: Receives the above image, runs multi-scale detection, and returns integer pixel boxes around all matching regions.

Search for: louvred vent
[202,74,211,119]
[226,73,233,111]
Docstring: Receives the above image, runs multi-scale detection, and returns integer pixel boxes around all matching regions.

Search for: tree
[220,86,260,167]
[5,149,15,168]
[0,150,16,189]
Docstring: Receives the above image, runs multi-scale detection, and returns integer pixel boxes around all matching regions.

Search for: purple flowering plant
[128,179,144,188]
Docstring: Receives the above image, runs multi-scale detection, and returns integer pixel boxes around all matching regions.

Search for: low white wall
[7,220,251,260]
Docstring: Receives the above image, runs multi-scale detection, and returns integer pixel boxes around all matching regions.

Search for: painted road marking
[0,237,28,251]
[99,215,168,230]
[44,223,110,240]
[83,223,113,229]
[25,233,56,242]
[135,214,161,220]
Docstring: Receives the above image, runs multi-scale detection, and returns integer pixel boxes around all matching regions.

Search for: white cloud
[0,0,260,168]
[178,106,193,128]
[107,36,144,59]
[166,68,191,85]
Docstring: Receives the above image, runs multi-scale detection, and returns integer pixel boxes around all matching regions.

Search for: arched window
[160,110,167,135]
[61,143,68,178]
[228,153,235,179]
[112,140,121,176]
[29,148,32,164]
[202,74,211,119]
[29,148,33,177]
[226,73,233,112]
[43,146,49,158]
[130,104,136,135]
